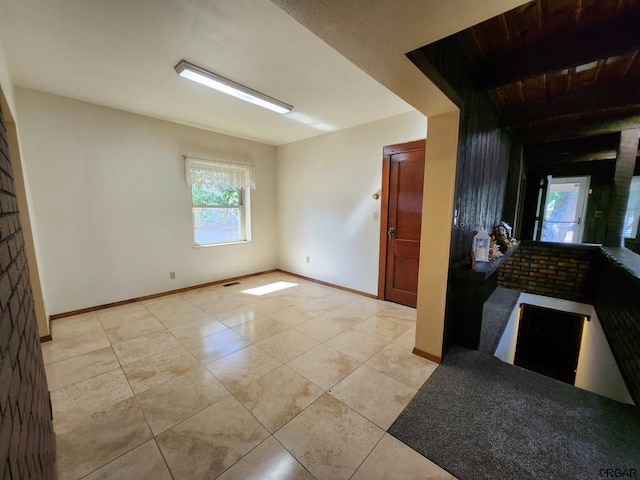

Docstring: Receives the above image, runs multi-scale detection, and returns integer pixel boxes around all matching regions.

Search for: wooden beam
[501,81,640,127]
[527,151,620,166]
[476,9,640,89]
[603,128,640,247]
[524,133,620,158]
[513,112,640,145]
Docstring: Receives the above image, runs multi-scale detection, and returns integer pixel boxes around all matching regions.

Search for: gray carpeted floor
[479,287,520,354]
[389,347,640,480]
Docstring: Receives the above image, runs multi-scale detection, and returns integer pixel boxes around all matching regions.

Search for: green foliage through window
[191,168,240,206]
[189,166,249,245]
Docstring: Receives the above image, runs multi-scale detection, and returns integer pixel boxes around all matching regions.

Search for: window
[185,157,254,246]
[623,176,640,238]
[536,176,590,243]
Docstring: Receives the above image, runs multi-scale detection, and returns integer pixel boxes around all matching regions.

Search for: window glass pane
[538,176,589,244]
[540,222,575,243]
[623,177,640,238]
[193,207,242,244]
[544,184,579,222]
[191,168,240,206]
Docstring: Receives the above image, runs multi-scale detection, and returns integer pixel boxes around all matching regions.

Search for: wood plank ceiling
[444,0,640,161]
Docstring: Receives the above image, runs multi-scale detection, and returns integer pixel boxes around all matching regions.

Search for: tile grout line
[53,273,424,479]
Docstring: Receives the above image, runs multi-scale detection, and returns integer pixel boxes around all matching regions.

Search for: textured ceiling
[0,0,415,145]
[0,0,526,145]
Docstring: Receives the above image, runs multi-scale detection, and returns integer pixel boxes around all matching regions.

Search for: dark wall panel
[415,34,512,263]
[594,250,640,407]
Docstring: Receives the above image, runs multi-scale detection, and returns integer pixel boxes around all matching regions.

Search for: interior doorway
[378,139,425,308]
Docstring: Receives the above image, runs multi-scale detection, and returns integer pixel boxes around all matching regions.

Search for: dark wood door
[378,140,425,308]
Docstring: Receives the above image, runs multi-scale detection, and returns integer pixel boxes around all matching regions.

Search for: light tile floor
[43,272,455,480]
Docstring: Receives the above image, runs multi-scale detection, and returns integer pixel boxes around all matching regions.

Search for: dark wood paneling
[415,34,512,263]
[502,80,640,127]
[474,7,640,89]
[514,110,640,145]
[524,133,620,158]
[604,129,640,246]
[595,248,640,407]
[412,34,512,355]
[462,0,640,144]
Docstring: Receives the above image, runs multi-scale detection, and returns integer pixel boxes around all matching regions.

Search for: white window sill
[194,239,252,248]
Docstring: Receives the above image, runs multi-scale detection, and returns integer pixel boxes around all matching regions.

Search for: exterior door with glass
[538,176,590,243]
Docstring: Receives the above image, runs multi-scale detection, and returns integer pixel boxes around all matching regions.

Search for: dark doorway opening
[514,304,587,385]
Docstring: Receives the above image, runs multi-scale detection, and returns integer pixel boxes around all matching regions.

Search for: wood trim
[382,139,426,156]
[378,152,391,300]
[277,270,377,299]
[378,139,427,301]
[39,335,52,343]
[49,268,377,321]
[49,269,278,320]
[412,347,441,364]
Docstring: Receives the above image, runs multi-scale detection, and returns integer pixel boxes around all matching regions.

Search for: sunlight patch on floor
[241,282,298,296]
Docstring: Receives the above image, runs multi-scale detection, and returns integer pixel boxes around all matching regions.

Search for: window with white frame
[185,157,254,246]
[623,176,640,238]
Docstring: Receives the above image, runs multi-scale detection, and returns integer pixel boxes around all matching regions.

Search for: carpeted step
[389,346,640,480]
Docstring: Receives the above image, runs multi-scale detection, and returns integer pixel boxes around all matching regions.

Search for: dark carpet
[389,347,640,480]
[479,287,520,354]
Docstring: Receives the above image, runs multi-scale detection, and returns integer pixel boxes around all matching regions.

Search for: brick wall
[595,253,640,407]
[498,241,602,303]
[0,104,56,478]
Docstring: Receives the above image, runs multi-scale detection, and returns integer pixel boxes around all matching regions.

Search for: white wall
[416,112,460,360]
[0,36,15,116]
[1,43,51,336]
[277,111,427,294]
[15,88,279,314]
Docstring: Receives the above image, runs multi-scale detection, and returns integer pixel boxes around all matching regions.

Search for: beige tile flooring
[43,272,455,480]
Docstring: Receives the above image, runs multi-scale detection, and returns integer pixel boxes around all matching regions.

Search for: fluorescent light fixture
[175,60,293,114]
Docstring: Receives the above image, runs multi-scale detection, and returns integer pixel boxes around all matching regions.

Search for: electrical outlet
[306,256,310,263]
[170,271,176,280]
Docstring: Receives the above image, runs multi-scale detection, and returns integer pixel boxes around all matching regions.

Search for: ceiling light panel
[175,60,293,114]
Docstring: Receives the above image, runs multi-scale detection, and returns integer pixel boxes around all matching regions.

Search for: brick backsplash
[498,241,602,302]
[0,103,56,478]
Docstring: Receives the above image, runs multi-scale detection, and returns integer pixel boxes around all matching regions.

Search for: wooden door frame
[377,139,426,300]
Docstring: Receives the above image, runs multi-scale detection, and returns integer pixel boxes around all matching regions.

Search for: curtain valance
[184,156,255,190]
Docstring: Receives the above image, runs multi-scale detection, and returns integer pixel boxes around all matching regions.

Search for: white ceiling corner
[0,0,416,146]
